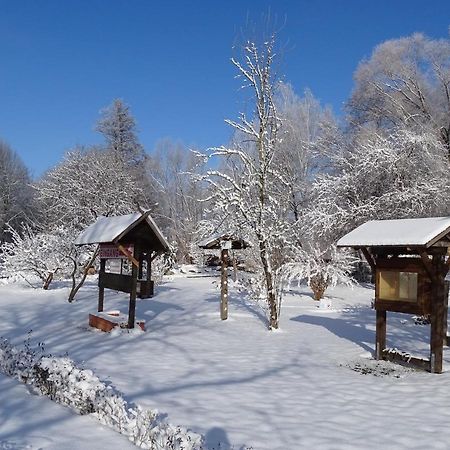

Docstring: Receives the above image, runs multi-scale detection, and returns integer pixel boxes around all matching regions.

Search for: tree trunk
[43,272,54,290]
[259,239,278,329]
[68,247,99,303]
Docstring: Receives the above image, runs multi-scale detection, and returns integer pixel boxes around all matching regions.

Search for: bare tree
[275,84,337,222]
[146,139,205,263]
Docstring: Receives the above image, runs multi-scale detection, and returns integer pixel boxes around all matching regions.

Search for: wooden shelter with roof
[75,211,169,330]
[199,233,251,320]
[337,217,450,373]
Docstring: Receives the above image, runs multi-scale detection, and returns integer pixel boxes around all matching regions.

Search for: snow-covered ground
[0,372,136,450]
[1,273,450,449]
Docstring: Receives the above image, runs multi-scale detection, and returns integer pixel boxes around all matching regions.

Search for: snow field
[1,275,450,449]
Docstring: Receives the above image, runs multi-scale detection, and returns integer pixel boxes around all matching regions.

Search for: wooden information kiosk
[75,211,169,330]
[338,217,450,373]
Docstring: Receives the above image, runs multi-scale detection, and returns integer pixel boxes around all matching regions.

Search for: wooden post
[146,252,152,281]
[128,246,139,329]
[221,248,229,320]
[138,250,144,280]
[375,309,386,360]
[430,255,445,373]
[444,282,449,347]
[98,258,106,312]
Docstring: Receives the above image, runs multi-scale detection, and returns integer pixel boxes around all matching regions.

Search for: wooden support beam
[98,258,106,312]
[360,247,376,272]
[117,244,139,268]
[444,282,449,347]
[220,248,229,320]
[430,255,445,374]
[128,255,138,329]
[375,310,386,360]
[419,251,437,283]
[146,252,152,281]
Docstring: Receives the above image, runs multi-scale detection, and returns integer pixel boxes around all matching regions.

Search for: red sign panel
[99,244,134,259]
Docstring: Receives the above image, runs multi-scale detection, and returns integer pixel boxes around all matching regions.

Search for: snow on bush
[0,338,203,450]
[277,245,357,301]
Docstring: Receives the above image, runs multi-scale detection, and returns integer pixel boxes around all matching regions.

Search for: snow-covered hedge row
[0,338,203,450]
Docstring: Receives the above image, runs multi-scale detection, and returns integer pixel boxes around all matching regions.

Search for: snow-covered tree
[277,245,357,301]
[304,128,450,244]
[274,84,337,222]
[0,140,35,243]
[0,223,71,288]
[146,139,205,263]
[196,35,291,329]
[96,98,145,165]
[34,146,145,231]
[347,33,450,155]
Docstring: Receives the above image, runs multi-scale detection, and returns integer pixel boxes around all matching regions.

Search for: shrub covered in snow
[0,338,203,450]
[277,245,357,301]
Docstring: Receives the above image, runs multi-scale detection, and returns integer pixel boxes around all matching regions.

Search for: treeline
[1,31,449,328]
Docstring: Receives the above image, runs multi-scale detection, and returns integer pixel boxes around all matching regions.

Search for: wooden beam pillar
[146,252,153,281]
[221,248,229,320]
[138,250,144,280]
[430,255,445,374]
[444,282,449,347]
[128,245,139,329]
[375,309,386,360]
[98,258,106,312]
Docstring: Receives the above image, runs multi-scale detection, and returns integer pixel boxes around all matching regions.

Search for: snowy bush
[0,338,204,450]
[277,245,358,300]
[0,223,71,288]
[152,243,177,284]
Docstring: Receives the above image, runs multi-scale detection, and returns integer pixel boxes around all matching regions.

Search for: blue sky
[0,0,449,177]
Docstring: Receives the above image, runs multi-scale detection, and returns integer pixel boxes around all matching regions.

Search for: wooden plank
[117,244,140,268]
[221,248,229,320]
[375,310,386,360]
[381,349,431,371]
[374,300,426,315]
[89,314,117,332]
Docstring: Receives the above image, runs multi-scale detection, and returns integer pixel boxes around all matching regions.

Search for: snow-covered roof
[74,212,169,250]
[198,233,251,249]
[337,217,450,248]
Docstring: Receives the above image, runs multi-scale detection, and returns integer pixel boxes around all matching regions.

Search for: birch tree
[197,35,288,329]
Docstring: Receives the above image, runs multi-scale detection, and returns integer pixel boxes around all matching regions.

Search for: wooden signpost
[199,234,251,321]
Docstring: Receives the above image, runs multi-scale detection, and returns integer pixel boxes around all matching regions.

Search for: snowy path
[0,373,136,449]
[1,276,450,449]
